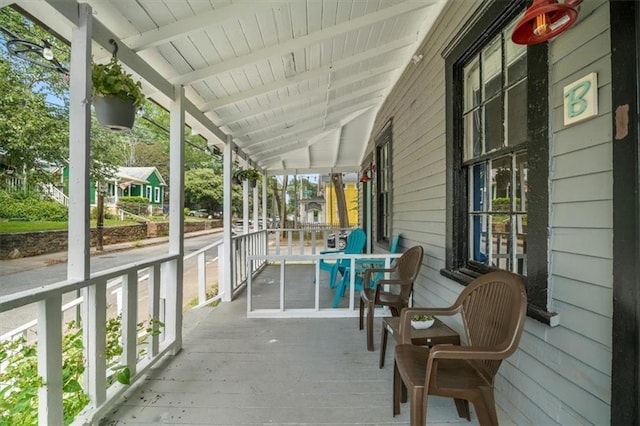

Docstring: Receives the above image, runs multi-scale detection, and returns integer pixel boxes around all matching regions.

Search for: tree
[331,173,349,228]
[184,168,242,215]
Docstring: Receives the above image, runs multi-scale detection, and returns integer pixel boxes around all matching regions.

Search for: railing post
[37,295,63,425]
[148,264,161,357]
[197,252,206,305]
[86,280,107,407]
[122,271,138,377]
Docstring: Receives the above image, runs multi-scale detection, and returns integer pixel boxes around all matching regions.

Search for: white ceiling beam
[233,85,386,138]
[219,64,396,126]
[232,104,326,138]
[202,35,414,112]
[244,100,377,154]
[255,129,340,163]
[125,2,285,52]
[174,0,436,85]
[243,119,327,152]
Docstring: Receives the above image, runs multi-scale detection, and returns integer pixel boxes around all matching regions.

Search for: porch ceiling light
[511,0,582,45]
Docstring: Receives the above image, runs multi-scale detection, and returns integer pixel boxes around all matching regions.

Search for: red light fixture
[359,162,376,183]
[512,0,582,45]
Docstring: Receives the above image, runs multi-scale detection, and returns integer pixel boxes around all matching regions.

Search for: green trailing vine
[0,316,163,425]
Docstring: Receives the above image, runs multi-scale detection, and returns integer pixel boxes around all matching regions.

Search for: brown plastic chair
[393,271,527,426]
[359,245,424,351]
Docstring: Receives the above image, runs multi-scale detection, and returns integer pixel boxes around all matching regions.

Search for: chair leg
[379,322,388,368]
[473,387,498,426]
[359,297,364,330]
[366,300,375,351]
[393,362,402,416]
[409,387,425,426]
[454,398,471,421]
[329,265,338,288]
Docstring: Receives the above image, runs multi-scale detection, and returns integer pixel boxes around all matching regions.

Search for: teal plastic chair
[332,233,401,308]
[319,228,366,289]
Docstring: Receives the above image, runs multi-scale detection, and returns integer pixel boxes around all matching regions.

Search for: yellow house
[323,173,358,227]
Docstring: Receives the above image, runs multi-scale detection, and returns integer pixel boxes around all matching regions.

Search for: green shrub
[117,196,149,216]
[0,191,68,221]
[0,316,162,425]
[90,206,115,220]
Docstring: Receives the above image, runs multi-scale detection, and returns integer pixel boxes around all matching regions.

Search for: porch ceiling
[16,0,447,175]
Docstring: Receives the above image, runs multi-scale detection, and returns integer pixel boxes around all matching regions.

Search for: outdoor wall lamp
[0,25,67,73]
[359,163,376,183]
[512,0,583,45]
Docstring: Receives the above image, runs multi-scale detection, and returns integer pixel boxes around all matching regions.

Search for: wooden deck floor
[103,265,515,425]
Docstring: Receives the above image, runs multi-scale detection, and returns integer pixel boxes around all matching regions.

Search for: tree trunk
[96,190,104,251]
[271,175,288,229]
[331,173,349,228]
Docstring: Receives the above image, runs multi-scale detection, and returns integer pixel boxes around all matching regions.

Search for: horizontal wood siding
[364,0,613,424]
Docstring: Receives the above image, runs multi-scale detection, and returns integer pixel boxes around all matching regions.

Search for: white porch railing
[246,252,402,318]
[0,253,182,425]
[0,227,353,424]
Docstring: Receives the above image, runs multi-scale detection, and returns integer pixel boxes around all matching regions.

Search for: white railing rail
[39,182,69,207]
[0,253,181,426]
[231,230,269,296]
[246,252,402,318]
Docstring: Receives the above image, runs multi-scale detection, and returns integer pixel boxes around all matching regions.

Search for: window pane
[515,152,528,211]
[482,37,501,100]
[515,213,527,275]
[491,156,511,202]
[484,96,503,153]
[505,20,526,85]
[464,110,482,160]
[469,163,488,264]
[464,57,480,112]
[506,80,528,146]
[491,214,511,270]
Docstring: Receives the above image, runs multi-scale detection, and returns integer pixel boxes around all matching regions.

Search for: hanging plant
[91,40,145,131]
[233,168,261,187]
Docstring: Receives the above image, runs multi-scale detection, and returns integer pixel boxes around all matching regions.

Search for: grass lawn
[0,219,139,234]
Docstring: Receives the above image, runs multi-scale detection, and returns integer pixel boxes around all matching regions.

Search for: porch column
[67,3,91,282]
[69,3,104,412]
[166,85,185,354]
[262,174,268,230]
[221,136,233,302]
[253,177,259,231]
[243,165,249,231]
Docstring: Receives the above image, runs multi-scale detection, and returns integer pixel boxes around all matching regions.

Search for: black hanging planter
[93,95,136,131]
[248,179,257,188]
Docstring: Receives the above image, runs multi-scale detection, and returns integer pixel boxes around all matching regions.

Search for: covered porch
[103,264,514,425]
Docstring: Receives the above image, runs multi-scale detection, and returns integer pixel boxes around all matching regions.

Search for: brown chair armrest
[429,344,513,361]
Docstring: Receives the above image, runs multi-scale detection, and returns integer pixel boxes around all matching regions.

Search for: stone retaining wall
[0,220,222,259]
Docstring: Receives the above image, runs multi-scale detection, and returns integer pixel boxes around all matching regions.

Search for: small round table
[379,316,461,368]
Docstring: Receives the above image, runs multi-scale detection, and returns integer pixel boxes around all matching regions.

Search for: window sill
[439,268,559,327]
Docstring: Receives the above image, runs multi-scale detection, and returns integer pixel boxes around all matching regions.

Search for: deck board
[103,265,515,425]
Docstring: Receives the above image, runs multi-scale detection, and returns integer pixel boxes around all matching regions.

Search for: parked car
[188,209,210,218]
[232,220,248,235]
[327,230,349,249]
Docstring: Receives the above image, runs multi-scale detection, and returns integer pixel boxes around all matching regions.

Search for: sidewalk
[0,228,223,277]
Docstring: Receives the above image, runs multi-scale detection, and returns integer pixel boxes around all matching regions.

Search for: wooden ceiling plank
[173,0,437,85]
[125,2,284,51]
[200,35,414,111]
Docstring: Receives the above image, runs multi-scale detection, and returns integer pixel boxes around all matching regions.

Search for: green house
[63,166,167,208]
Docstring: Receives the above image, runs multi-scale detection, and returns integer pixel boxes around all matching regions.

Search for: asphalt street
[0,230,224,337]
